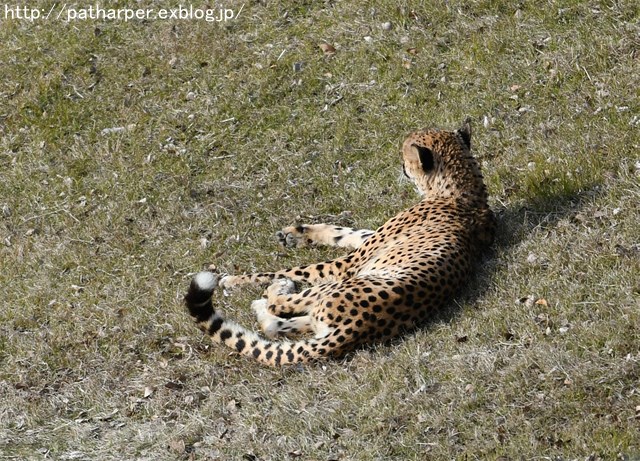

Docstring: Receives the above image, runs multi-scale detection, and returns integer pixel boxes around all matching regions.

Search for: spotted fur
[184,120,495,366]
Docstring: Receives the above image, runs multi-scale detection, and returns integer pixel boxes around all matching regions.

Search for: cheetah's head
[401,119,483,199]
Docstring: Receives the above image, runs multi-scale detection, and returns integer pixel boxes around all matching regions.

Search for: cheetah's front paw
[275,225,310,248]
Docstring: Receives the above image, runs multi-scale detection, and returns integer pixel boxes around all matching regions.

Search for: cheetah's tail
[184,271,329,366]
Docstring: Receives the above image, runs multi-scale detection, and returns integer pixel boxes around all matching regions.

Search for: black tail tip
[184,271,218,321]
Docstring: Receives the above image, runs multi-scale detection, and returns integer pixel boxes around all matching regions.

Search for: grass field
[1,0,639,459]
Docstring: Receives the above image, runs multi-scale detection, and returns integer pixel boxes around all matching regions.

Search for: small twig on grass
[23,207,80,224]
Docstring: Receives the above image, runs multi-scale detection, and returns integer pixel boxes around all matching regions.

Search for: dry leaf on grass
[168,439,186,454]
[319,43,336,56]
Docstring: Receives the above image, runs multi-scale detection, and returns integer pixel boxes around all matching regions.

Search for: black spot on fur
[208,317,224,335]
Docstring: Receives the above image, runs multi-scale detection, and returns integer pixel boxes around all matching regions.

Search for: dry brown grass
[1,1,639,460]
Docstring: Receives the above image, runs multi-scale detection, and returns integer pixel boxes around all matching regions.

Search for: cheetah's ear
[457,118,472,150]
[413,144,435,172]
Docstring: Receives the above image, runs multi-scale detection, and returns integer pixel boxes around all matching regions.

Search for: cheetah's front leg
[276,224,375,250]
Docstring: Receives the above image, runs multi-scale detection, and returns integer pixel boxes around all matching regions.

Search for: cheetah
[184,120,495,366]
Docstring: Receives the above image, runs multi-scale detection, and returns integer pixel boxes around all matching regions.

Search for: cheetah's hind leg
[251,299,313,339]
[252,278,313,339]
